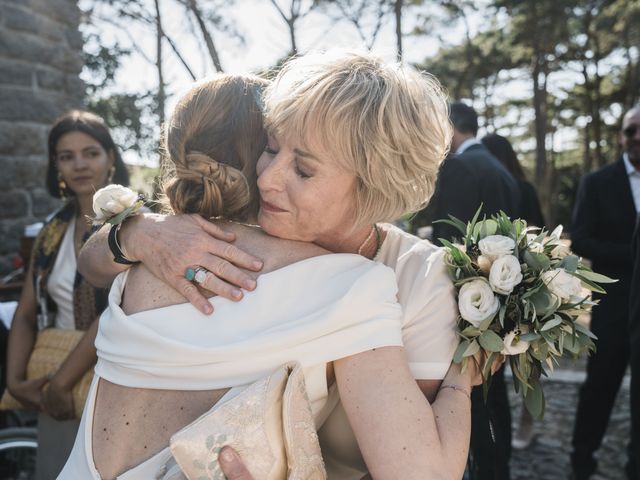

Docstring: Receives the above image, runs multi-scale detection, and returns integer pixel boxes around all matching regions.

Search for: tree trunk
[188,0,224,72]
[154,0,165,128]
[395,0,402,61]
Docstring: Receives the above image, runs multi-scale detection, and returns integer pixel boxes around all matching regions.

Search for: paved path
[508,358,630,479]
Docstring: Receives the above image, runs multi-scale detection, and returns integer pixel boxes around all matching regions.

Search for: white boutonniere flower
[93,185,142,224]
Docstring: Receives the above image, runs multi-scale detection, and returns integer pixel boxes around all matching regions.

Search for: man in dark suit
[630,213,640,480]
[425,102,519,480]
[570,105,640,480]
[428,103,520,243]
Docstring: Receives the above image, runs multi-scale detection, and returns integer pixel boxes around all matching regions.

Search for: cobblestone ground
[508,359,630,480]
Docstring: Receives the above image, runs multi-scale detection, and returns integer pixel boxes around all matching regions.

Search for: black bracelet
[108,223,140,265]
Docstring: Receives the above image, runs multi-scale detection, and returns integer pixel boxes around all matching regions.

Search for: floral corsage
[92,184,145,225]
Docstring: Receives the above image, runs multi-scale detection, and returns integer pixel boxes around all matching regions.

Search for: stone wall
[0,0,84,274]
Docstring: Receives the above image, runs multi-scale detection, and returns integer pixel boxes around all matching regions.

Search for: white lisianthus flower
[489,255,523,295]
[550,240,572,258]
[93,184,139,222]
[478,235,516,260]
[458,279,500,327]
[541,268,583,302]
[501,326,530,355]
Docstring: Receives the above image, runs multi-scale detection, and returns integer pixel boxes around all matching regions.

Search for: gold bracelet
[439,384,471,400]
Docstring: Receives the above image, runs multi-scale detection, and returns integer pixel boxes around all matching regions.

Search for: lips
[72,176,92,182]
[260,198,287,213]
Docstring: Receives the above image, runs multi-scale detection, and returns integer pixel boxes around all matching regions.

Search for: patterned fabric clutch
[169,362,327,480]
[0,328,93,419]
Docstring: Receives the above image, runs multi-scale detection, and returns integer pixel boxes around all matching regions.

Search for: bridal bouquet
[438,210,615,417]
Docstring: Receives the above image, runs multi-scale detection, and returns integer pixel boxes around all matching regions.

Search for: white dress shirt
[623,153,640,213]
[455,137,481,155]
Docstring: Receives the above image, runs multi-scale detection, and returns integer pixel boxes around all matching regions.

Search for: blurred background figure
[481,133,546,452]
[482,133,546,229]
[425,102,519,480]
[630,213,640,480]
[4,110,129,479]
[569,105,640,480]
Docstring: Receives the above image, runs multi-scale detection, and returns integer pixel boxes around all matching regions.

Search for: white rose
[478,235,515,260]
[541,268,582,301]
[458,279,501,328]
[93,185,138,222]
[501,326,530,355]
[489,255,523,295]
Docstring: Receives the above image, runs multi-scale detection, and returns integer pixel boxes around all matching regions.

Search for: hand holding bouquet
[438,209,615,417]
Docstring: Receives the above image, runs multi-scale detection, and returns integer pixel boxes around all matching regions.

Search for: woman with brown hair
[5,110,128,479]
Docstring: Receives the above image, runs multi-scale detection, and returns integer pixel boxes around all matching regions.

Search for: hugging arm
[335,346,471,480]
[78,213,263,314]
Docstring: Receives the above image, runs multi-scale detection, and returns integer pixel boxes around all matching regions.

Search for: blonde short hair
[162,74,268,220]
[264,50,452,227]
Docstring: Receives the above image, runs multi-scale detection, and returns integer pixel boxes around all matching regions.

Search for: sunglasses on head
[623,124,638,138]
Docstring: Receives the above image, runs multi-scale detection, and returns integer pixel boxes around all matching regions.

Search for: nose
[257,153,286,193]
[72,153,90,170]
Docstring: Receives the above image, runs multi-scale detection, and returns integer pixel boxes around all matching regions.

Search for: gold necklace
[357,224,381,258]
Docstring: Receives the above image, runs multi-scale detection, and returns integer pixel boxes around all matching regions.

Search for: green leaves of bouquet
[438,208,615,418]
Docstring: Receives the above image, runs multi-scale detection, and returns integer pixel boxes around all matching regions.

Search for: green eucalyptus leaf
[478,330,504,352]
[540,316,562,332]
[463,340,480,357]
[523,250,551,271]
[575,322,598,340]
[558,255,580,272]
[575,269,618,284]
[461,325,481,337]
[524,378,545,419]
[453,340,469,364]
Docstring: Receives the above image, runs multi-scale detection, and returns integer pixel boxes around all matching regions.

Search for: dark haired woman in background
[482,132,544,451]
[6,110,129,479]
[482,133,546,229]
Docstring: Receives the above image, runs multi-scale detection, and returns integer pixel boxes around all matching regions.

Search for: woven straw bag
[0,328,93,419]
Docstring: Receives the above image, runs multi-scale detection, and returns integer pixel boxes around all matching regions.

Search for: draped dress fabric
[59,253,404,479]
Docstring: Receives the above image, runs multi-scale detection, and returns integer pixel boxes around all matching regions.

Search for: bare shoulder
[121,265,185,314]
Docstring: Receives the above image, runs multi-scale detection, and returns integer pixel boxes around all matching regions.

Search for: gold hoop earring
[108,165,116,183]
[57,171,67,199]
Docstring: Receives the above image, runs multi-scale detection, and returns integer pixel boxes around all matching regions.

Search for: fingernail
[245,279,257,290]
[204,304,213,315]
[232,289,243,299]
[220,447,235,462]
[252,260,263,270]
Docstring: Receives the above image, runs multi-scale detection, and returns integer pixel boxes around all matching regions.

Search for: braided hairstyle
[162,74,268,220]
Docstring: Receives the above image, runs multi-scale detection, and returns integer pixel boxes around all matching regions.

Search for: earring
[108,165,115,183]
[57,171,67,199]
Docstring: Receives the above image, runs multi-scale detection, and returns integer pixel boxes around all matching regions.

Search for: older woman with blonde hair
[76,51,479,479]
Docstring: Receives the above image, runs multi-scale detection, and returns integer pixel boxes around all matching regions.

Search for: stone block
[64,75,85,98]
[30,187,59,217]
[0,28,59,65]
[0,123,48,155]
[37,68,66,91]
[65,28,83,50]
[0,88,60,122]
[0,189,30,219]
[0,59,35,87]
[28,0,80,28]
[3,3,66,42]
[15,155,49,188]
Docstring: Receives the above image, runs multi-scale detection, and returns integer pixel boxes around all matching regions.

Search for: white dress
[60,254,404,479]
[318,225,459,479]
